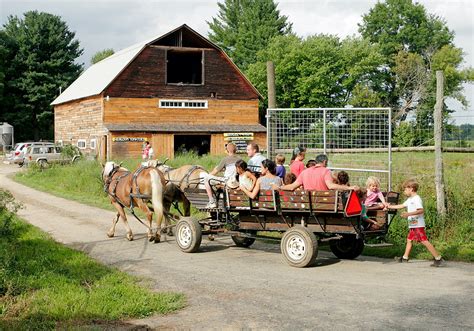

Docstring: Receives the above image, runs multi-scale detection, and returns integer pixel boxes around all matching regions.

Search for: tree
[359,0,473,147]
[91,48,114,65]
[207,0,292,71]
[358,0,455,109]
[0,11,83,141]
[246,34,385,111]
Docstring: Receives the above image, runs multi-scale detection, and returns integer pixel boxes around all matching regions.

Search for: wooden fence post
[266,61,276,159]
[434,70,446,217]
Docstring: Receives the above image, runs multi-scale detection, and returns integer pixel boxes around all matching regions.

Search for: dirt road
[1,163,472,330]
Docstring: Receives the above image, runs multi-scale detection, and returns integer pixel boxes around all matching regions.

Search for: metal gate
[266,107,392,190]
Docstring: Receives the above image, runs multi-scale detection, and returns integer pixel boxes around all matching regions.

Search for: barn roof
[51,24,261,106]
[104,123,267,133]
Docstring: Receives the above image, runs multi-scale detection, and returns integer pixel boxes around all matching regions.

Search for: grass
[0,210,185,329]
[13,152,474,262]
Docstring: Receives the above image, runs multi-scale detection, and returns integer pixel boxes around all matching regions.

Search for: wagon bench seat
[227,189,361,217]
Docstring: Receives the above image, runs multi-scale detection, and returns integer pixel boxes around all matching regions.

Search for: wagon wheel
[281,226,318,268]
[231,231,256,248]
[329,235,365,259]
[175,216,202,253]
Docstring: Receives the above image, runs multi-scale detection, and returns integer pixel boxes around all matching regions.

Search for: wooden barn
[51,24,265,160]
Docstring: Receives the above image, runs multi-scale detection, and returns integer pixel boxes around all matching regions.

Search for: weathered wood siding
[105,46,258,100]
[110,132,152,159]
[151,133,174,158]
[54,95,106,155]
[103,98,259,125]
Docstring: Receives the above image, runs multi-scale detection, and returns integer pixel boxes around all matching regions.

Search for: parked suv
[23,142,80,167]
[5,142,33,166]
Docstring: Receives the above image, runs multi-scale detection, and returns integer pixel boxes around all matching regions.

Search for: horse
[102,161,167,242]
[144,160,207,216]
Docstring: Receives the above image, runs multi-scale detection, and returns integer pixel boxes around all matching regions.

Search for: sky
[1,0,473,123]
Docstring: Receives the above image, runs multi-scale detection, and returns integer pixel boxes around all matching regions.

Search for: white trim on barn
[77,139,86,149]
[159,99,208,109]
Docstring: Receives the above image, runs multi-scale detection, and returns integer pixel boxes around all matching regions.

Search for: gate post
[266,61,276,158]
[434,70,446,217]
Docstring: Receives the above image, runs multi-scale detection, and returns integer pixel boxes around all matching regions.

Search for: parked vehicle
[23,142,81,167]
[5,142,33,166]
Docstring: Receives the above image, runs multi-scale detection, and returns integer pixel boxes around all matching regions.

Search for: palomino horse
[102,161,167,242]
[145,160,207,216]
[159,164,208,216]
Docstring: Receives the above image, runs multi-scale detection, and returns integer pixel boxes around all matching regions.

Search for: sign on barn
[224,133,254,153]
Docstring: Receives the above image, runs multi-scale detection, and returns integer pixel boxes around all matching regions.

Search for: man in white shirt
[246,142,266,174]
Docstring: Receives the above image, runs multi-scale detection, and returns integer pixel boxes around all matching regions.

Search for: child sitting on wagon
[364,176,389,210]
[235,159,256,191]
[337,171,380,230]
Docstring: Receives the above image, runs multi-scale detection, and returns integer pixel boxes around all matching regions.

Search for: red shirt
[295,166,332,191]
[290,159,305,177]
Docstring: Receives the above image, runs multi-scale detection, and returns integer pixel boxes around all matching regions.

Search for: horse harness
[161,165,205,189]
[104,165,154,229]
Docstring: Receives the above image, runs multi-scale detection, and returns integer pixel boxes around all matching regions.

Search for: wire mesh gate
[266,107,392,190]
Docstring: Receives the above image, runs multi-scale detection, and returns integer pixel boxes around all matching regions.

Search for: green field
[0,189,185,329]
[13,152,474,262]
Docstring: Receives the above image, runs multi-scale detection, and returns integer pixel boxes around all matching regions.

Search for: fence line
[275,146,474,153]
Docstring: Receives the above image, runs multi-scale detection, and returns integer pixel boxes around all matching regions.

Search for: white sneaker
[205,201,217,209]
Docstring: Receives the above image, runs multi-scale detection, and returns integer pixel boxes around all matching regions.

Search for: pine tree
[207,0,292,71]
[0,11,83,141]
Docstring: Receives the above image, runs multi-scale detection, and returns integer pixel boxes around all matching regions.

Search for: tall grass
[0,191,185,329]
[13,152,474,261]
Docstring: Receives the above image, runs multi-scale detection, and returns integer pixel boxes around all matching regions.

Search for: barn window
[159,99,208,109]
[166,50,203,85]
[77,139,86,149]
[90,139,97,150]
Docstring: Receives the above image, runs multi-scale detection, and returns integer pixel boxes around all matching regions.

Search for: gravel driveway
[1,163,472,330]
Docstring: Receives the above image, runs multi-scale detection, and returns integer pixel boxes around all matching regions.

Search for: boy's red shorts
[407,227,428,242]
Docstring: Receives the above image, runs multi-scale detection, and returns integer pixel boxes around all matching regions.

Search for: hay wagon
[173,187,399,267]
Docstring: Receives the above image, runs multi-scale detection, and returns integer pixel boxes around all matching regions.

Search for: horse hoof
[149,235,155,242]
[127,234,134,241]
[107,232,114,238]
[208,234,215,241]
[154,235,161,243]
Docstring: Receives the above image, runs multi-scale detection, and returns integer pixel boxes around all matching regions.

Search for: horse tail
[150,169,164,227]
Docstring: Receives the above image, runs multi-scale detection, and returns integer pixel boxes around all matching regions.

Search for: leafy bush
[60,143,82,158]
[0,189,22,236]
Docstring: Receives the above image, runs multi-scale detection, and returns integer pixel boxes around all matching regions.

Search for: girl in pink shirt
[289,146,306,177]
[364,176,388,210]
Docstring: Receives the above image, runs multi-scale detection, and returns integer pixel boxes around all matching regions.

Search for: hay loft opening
[166,50,203,85]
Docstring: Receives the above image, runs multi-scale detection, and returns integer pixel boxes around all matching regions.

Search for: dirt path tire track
[1,163,473,330]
